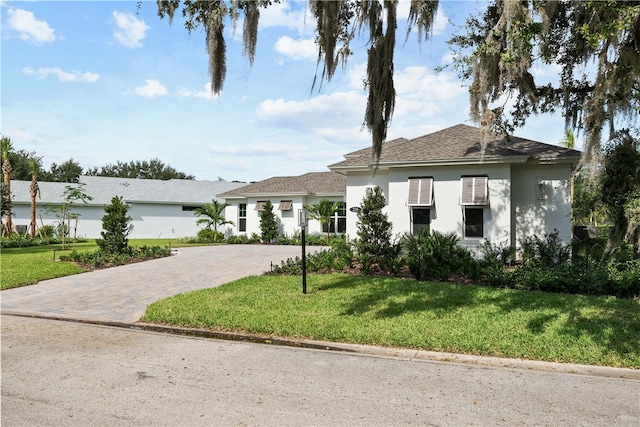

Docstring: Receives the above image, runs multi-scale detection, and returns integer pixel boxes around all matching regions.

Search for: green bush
[60,245,171,269]
[269,239,355,275]
[400,230,476,281]
[1,235,77,248]
[196,228,224,243]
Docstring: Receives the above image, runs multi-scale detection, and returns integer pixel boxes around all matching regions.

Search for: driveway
[1,245,310,323]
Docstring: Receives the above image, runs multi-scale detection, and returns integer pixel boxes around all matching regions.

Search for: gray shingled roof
[218,172,346,198]
[10,176,245,206]
[329,124,581,170]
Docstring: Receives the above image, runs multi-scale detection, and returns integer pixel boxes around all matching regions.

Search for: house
[217,172,346,237]
[9,175,245,239]
[328,124,581,254]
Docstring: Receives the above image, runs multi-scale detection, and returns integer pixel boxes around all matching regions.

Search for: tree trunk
[3,159,13,236]
[30,177,38,238]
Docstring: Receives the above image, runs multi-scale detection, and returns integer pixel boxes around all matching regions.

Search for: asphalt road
[2,315,639,426]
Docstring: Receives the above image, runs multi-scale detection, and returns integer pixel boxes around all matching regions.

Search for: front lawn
[0,239,189,290]
[142,274,640,368]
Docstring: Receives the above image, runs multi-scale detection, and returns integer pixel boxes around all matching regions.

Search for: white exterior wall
[343,171,390,239]
[11,202,207,239]
[224,196,344,238]
[511,164,573,248]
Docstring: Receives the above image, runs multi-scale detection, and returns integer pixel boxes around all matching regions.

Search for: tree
[7,149,43,181]
[304,199,339,240]
[97,196,133,255]
[600,131,640,253]
[194,200,234,243]
[1,136,13,236]
[27,157,42,238]
[46,183,93,248]
[85,158,194,180]
[259,200,278,243]
[43,158,83,183]
[156,0,440,160]
[355,186,393,272]
[0,181,10,236]
[447,1,640,178]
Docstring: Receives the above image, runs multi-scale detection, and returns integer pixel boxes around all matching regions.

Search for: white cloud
[274,36,317,61]
[22,67,100,83]
[177,83,218,100]
[134,79,168,97]
[259,1,314,36]
[112,11,149,48]
[7,8,55,44]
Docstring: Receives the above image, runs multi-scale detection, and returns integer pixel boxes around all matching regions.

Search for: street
[2,315,638,426]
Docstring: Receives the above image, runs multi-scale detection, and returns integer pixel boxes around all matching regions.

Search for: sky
[1,0,572,183]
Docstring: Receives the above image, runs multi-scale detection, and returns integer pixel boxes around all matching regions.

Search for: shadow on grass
[316,275,640,364]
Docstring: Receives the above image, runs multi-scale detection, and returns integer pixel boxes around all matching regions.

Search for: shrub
[354,186,395,273]
[96,196,133,255]
[196,228,224,243]
[521,229,571,267]
[400,230,476,281]
[269,239,355,275]
[60,245,171,269]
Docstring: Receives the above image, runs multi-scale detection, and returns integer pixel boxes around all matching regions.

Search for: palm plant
[194,200,234,243]
[28,157,42,237]
[1,136,13,236]
[304,199,340,240]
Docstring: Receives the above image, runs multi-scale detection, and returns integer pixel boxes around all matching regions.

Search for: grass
[142,274,640,368]
[0,239,196,290]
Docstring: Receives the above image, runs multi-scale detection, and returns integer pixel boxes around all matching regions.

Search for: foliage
[40,158,83,183]
[400,230,477,281]
[304,199,339,240]
[259,200,279,243]
[0,235,73,248]
[573,174,607,226]
[520,229,572,267]
[195,228,225,243]
[224,233,262,245]
[194,200,233,243]
[85,158,194,180]
[96,196,133,255]
[60,245,171,269]
[155,1,440,160]
[447,1,640,178]
[600,132,640,253]
[269,238,354,275]
[45,183,93,246]
[354,186,394,273]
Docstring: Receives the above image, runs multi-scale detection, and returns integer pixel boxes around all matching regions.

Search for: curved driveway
[1,245,310,323]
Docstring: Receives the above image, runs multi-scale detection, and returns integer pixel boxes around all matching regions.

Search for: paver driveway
[1,245,310,323]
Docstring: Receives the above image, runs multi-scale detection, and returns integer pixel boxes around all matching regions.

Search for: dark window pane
[239,218,246,232]
[464,208,483,238]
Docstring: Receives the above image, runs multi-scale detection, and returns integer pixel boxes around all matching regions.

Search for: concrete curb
[4,311,638,381]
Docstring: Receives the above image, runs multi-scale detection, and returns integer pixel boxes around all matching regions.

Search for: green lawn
[142,274,640,368]
[0,239,195,290]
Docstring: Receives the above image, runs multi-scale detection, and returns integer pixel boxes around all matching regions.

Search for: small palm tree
[304,199,340,240]
[28,157,42,238]
[194,200,234,243]
[1,136,13,236]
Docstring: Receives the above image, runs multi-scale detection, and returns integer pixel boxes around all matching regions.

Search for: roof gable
[218,172,346,198]
[329,124,581,170]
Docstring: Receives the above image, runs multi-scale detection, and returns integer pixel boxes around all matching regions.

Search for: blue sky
[1,0,570,182]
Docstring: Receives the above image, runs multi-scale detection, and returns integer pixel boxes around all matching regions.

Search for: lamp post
[298,209,308,294]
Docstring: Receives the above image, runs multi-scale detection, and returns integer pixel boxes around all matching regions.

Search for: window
[407,177,433,206]
[238,203,247,232]
[181,205,201,211]
[278,200,293,211]
[322,202,347,234]
[460,176,488,205]
[255,201,266,211]
[464,207,484,238]
[412,208,430,235]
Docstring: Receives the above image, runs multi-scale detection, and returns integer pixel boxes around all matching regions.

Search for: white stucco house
[328,124,581,254]
[9,175,245,239]
[217,172,346,237]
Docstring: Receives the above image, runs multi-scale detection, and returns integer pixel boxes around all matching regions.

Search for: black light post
[298,209,308,294]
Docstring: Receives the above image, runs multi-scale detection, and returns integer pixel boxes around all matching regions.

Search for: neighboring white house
[9,175,245,239]
[328,124,581,254]
[217,172,346,237]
